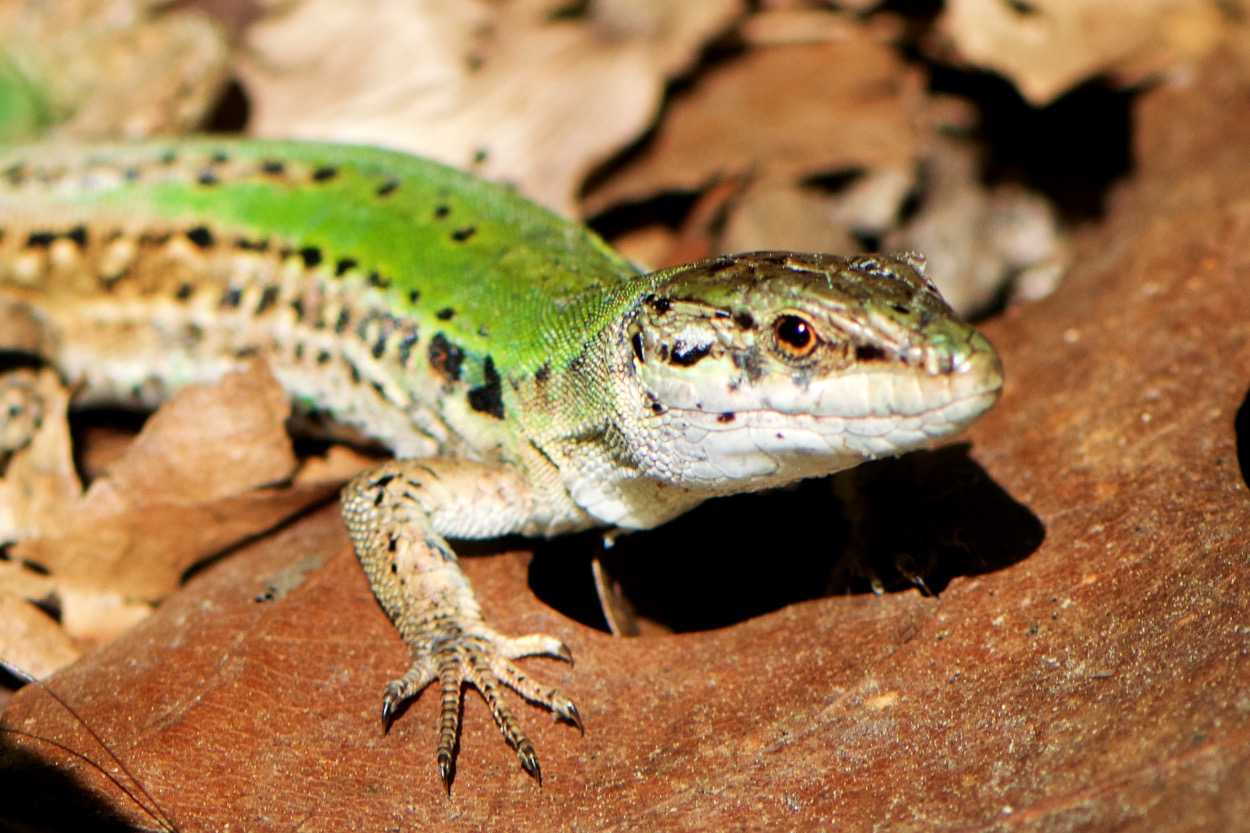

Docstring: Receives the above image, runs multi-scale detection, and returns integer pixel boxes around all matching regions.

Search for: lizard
[0,139,1004,788]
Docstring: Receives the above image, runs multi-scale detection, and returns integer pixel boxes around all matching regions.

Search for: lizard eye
[772,314,818,360]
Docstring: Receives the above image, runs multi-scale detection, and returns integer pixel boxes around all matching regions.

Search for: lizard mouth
[652,349,1002,488]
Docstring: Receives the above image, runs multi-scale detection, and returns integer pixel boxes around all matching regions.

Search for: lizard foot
[381,626,582,789]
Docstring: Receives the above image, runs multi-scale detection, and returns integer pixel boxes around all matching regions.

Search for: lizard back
[0,140,641,457]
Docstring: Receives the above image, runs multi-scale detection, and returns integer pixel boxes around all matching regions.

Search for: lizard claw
[382,627,580,789]
[438,748,455,794]
[380,688,397,732]
[556,700,584,735]
[380,673,429,733]
[517,740,542,786]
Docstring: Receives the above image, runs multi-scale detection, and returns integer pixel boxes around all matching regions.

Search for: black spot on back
[467,356,504,419]
[312,166,339,182]
[450,226,476,243]
[436,307,455,321]
[335,258,358,276]
[256,285,281,314]
[398,330,419,364]
[261,160,285,176]
[66,225,88,247]
[376,179,399,197]
[26,231,56,249]
[186,226,215,249]
[428,332,464,384]
[299,247,323,268]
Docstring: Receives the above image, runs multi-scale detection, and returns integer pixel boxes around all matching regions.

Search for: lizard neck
[515,300,712,531]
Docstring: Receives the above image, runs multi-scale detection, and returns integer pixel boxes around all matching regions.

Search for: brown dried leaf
[0,369,81,545]
[719,181,859,256]
[294,443,384,486]
[0,0,230,140]
[238,0,743,214]
[583,32,923,215]
[0,594,79,679]
[0,560,54,603]
[739,6,888,46]
[883,135,1068,314]
[938,0,1232,105]
[98,359,295,504]
[11,363,344,643]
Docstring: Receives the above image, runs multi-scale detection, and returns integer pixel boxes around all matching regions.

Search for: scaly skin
[0,140,1003,788]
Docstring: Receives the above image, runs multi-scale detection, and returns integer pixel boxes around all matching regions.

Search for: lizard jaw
[658,382,1000,488]
[637,350,1001,490]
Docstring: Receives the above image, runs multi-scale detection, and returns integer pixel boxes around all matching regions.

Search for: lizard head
[618,251,1003,494]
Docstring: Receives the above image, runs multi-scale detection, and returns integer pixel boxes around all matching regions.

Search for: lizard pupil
[774,314,816,357]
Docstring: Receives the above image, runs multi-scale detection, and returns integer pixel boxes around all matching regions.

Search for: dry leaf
[0,0,229,140]
[938,0,1232,104]
[98,359,296,504]
[883,135,1068,314]
[719,181,860,255]
[740,6,881,45]
[0,595,79,679]
[10,363,347,644]
[0,369,81,545]
[0,560,54,603]
[239,0,743,214]
[584,31,924,215]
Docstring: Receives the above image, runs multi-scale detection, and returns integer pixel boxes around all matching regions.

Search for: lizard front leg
[340,458,582,788]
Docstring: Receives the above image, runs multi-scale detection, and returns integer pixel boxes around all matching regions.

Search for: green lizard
[0,139,1003,788]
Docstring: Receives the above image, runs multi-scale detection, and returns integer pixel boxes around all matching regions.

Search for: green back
[0,139,643,379]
